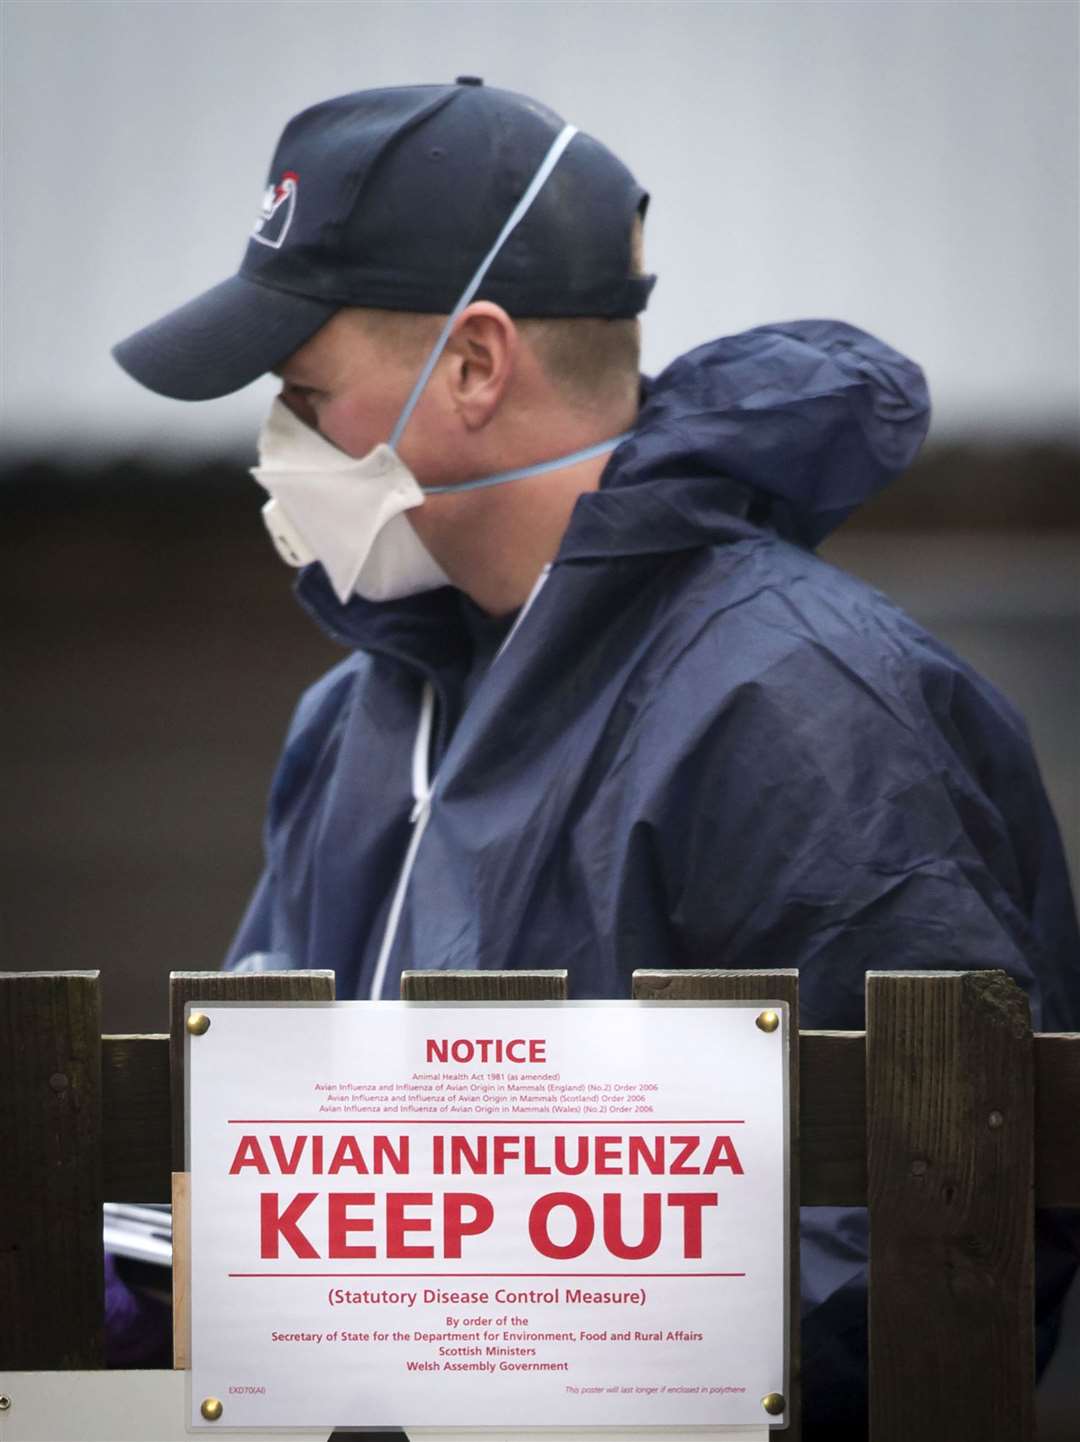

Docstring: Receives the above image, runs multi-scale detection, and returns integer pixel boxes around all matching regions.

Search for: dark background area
[4,442,1077,1035]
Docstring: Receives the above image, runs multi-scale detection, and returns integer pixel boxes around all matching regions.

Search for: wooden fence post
[0,971,104,1368]
[168,969,338,1174]
[633,968,801,1441]
[168,969,336,1371]
[866,970,1034,1442]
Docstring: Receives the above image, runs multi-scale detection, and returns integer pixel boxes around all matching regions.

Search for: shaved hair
[341,215,645,419]
[517,213,645,415]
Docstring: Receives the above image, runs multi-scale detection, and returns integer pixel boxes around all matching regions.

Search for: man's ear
[443,302,517,430]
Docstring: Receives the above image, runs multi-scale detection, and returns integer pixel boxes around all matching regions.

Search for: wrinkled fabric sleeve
[633,608,1063,1028]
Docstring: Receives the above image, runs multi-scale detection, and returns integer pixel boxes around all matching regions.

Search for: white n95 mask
[251,397,451,605]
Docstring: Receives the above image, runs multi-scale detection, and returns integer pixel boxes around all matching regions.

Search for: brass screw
[200,1397,223,1421]
[0,1394,11,1411]
[756,1009,780,1033]
[762,1392,786,1415]
[187,1012,211,1036]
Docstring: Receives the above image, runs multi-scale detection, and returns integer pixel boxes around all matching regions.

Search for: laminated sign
[187,1000,790,1430]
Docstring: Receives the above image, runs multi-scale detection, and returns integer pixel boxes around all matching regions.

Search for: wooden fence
[2,965,1078,1441]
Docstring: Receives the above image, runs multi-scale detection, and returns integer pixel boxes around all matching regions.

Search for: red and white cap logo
[251,170,298,250]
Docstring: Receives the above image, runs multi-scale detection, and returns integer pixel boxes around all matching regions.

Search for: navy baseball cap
[112,78,654,401]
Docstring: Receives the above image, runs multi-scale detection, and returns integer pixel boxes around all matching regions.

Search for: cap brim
[111,274,338,401]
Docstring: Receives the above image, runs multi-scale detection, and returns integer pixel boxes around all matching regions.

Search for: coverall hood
[579,317,930,553]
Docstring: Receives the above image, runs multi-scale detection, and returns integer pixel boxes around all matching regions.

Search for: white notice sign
[187,1001,789,1430]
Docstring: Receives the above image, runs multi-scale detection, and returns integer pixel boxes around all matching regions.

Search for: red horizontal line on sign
[225,1118,746,1125]
[228,1272,746,1278]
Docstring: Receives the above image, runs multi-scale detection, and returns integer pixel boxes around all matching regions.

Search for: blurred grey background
[3,0,1079,455]
[2,0,1078,1035]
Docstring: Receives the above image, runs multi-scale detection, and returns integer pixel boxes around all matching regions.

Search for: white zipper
[367,568,551,999]
[494,564,550,663]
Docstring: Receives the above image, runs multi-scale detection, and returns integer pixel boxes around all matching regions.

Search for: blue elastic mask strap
[388,123,579,452]
[423,432,632,495]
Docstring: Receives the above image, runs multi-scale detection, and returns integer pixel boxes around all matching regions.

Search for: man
[114,79,1079,1437]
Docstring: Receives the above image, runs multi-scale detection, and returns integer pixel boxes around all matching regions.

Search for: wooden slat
[0,971,104,1368]
[400,969,568,1000]
[866,970,1034,1442]
[93,1026,1080,1208]
[801,1031,1080,1207]
[633,969,801,1442]
[102,1034,171,1201]
[168,970,336,1171]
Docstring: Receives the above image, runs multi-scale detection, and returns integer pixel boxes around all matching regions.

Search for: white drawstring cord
[369,680,435,999]
[495,566,551,663]
[368,563,552,999]
[409,677,436,822]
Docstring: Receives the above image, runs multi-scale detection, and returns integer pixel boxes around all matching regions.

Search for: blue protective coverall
[227,318,1080,1435]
